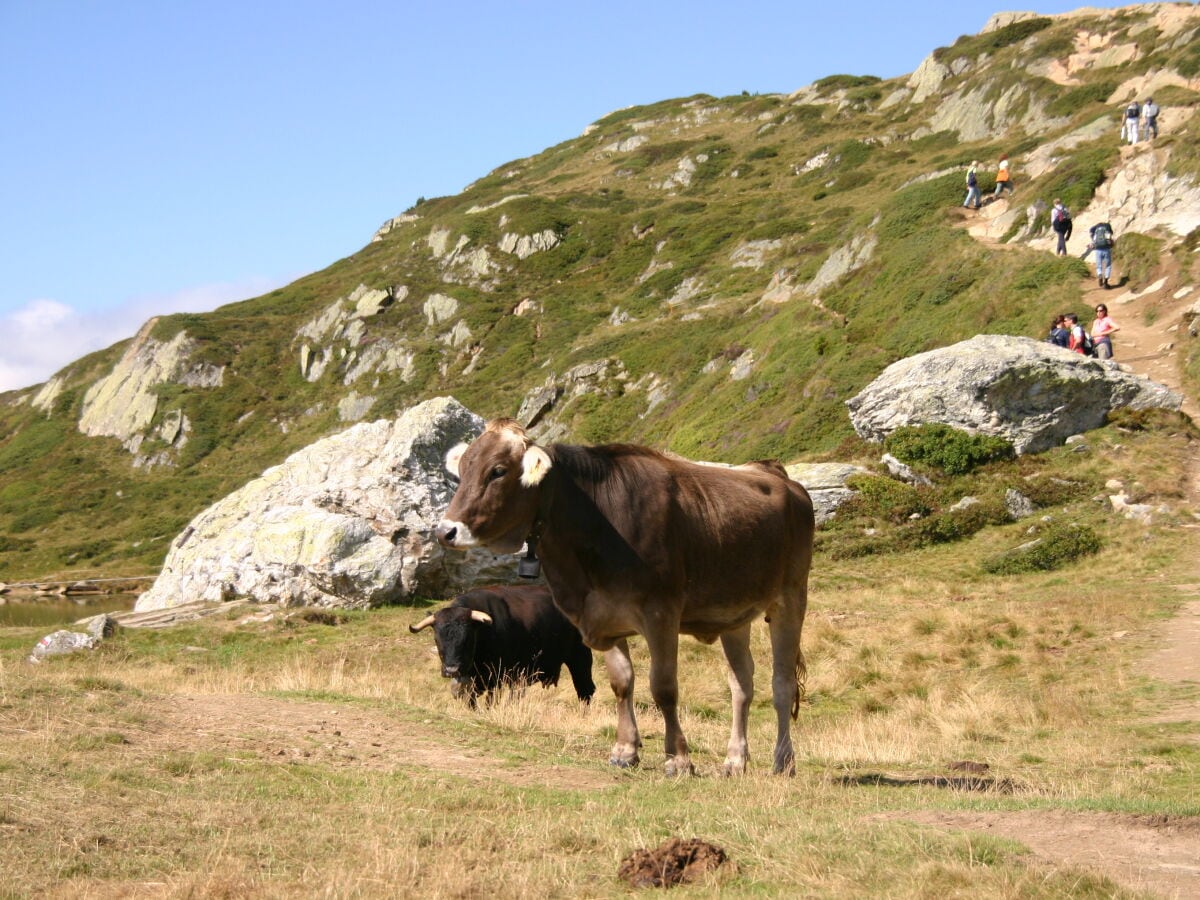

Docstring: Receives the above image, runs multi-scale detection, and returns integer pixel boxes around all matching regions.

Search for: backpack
[1093,224,1113,249]
[1126,102,1140,119]
[1081,332,1095,356]
[1052,207,1071,234]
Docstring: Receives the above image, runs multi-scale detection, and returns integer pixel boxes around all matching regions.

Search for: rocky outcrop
[78,321,216,452]
[846,335,1182,454]
[785,463,871,524]
[804,233,878,297]
[30,375,65,415]
[1028,147,1200,255]
[134,397,517,612]
[498,230,560,259]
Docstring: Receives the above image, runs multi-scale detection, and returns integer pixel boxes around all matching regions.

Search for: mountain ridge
[1,2,1198,581]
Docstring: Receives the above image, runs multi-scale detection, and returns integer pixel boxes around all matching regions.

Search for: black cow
[409,584,595,706]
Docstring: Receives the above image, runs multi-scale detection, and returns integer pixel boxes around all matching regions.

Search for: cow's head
[410,606,494,695]
[436,418,550,554]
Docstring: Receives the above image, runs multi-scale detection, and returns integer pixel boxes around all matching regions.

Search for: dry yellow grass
[2,425,1198,896]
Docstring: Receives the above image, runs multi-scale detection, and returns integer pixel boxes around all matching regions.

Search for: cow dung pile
[617,837,729,888]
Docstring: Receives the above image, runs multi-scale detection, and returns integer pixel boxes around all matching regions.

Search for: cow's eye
[488,465,507,481]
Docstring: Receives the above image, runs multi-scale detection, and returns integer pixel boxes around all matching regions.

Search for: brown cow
[436,419,813,776]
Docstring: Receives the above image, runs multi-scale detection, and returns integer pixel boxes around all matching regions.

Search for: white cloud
[0,276,291,393]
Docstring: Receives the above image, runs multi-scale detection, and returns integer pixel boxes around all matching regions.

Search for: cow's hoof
[664,757,695,777]
[722,759,748,777]
[609,755,639,769]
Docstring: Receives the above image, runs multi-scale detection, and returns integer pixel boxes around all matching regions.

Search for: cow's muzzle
[435,521,460,548]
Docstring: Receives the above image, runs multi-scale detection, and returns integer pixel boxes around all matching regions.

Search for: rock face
[135,397,516,612]
[785,463,870,524]
[79,321,208,445]
[846,335,1182,454]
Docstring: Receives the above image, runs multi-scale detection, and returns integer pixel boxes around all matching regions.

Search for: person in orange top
[993,154,1013,198]
[1090,303,1120,359]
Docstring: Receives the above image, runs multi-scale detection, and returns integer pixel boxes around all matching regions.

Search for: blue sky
[0,0,1131,391]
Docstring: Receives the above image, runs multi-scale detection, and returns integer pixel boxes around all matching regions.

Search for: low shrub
[884,424,1014,476]
[981,523,1102,574]
[841,475,931,524]
[1045,80,1119,118]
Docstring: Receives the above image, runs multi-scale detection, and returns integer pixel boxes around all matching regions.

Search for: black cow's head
[409,606,494,697]
[436,418,550,555]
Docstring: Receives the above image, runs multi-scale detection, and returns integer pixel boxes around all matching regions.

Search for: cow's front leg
[645,626,693,776]
[720,624,754,775]
[604,639,640,768]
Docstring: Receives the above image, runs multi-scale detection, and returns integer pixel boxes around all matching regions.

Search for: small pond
[0,593,138,629]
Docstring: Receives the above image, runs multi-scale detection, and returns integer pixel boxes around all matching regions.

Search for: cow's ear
[520,445,552,486]
[445,442,468,478]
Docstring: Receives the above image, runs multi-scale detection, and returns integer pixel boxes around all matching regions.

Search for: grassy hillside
[1,4,1199,581]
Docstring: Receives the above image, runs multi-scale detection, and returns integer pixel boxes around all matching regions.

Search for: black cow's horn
[470,610,494,624]
[409,614,437,633]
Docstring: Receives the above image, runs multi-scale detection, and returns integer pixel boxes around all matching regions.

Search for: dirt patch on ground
[141,693,616,791]
[877,810,1200,899]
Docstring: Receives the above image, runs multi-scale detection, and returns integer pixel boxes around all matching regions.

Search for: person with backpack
[1065,313,1093,356]
[1047,314,1071,348]
[1090,303,1120,360]
[1050,199,1072,256]
[1123,100,1141,144]
[1089,219,1115,288]
[963,160,981,210]
[993,153,1013,198]
[1142,98,1159,140]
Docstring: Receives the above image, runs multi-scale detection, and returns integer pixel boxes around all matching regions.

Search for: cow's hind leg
[767,595,806,776]
[720,623,754,776]
[644,626,693,776]
[604,639,641,768]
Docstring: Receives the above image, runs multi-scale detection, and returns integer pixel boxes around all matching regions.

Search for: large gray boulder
[135,397,515,611]
[846,335,1182,454]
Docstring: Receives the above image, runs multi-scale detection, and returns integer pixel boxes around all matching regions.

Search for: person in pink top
[1091,303,1120,359]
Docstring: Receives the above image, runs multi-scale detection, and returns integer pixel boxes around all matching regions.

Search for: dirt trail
[138,693,616,791]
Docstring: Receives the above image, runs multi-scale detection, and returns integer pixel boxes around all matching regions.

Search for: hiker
[1050,199,1072,256]
[993,154,1013,198]
[1065,313,1092,356]
[1047,314,1070,348]
[1091,303,1120,360]
[1089,218,1116,289]
[963,160,981,210]
[1123,100,1141,144]
[1142,98,1159,140]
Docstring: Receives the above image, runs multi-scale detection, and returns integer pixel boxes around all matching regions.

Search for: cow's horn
[470,610,494,624]
[409,614,437,633]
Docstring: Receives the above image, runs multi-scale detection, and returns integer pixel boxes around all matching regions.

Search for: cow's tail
[792,651,807,721]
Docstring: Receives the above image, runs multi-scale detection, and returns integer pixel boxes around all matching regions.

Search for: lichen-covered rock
[78,321,196,444]
[846,335,1181,454]
[135,397,516,611]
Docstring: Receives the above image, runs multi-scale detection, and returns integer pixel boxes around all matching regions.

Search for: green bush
[814,75,881,93]
[884,424,1014,476]
[1038,143,1118,217]
[914,499,1008,544]
[981,523,1102,574]
[842,474,931,523]
[1045,80,1119,117]
[934,17,1053,63]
